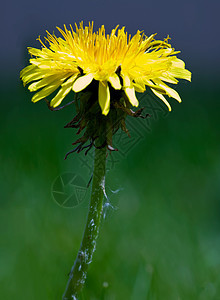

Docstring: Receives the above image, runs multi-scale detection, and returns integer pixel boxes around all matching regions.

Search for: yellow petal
[151,88,171,111]
[153,79,182,102]
[72,73,93,92]
[124,86,139,107]
[20,66,47,85]
[167,88,182,102]
[171,58,185,68]
[144,80,166,93]
[98,81,110,115]
[31,80,63,103]
[169,68,191,82]
[133,82,146,93]
[121,74,131,87]
[141,33,157,51]
[108,74,121,90]
[28,47,49,59]
[20,64,36,78]
[158,75,178,84]
[28,74,65,92]
[50,74,78,107]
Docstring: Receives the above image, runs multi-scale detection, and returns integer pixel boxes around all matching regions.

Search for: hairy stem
[62,146,107,300]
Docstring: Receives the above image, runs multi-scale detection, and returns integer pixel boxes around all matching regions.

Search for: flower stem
[62,146,107,300]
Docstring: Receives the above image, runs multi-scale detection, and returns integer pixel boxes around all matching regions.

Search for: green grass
[1,82,220,299]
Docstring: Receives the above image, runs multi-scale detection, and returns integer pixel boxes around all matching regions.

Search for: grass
[1,81,220,299]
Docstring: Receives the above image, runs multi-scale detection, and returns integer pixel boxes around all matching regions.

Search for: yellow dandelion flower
[20,22,191,115]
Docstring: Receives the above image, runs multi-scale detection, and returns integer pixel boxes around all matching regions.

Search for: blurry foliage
[1,81,220,299]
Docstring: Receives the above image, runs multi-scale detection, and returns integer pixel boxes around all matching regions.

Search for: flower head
[20,22,191,116]
[20,22,191,153]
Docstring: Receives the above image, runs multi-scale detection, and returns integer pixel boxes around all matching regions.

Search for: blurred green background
[1,0,220,297]
[1,78,220,299]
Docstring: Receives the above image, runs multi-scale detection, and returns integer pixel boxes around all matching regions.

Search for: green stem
[62,146,107,300]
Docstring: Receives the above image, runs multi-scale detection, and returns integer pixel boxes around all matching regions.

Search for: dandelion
[20,22,191,116]
[20,22,191,300]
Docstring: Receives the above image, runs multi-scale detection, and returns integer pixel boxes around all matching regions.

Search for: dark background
[1,0,220,299]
